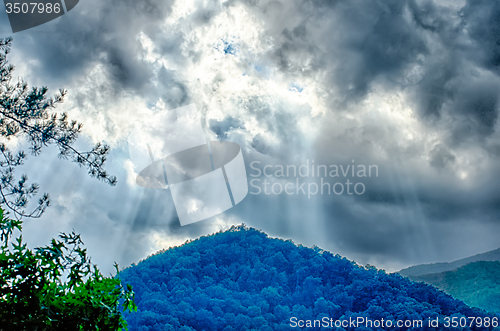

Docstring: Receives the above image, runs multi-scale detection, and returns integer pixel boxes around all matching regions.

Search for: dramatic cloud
[1,0,499,273]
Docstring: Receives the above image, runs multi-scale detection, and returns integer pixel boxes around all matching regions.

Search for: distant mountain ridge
[399,247,500,277]
[119,226,498,330]
[409,261,500,313]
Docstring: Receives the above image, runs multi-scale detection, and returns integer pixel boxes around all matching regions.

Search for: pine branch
[0,110,117,186]
[0,36,116,219]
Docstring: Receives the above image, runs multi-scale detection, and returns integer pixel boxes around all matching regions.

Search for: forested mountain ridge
[409,261,500,314]
[119,225,498,330]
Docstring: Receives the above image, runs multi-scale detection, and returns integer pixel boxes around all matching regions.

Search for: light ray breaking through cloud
[1,0,500,274]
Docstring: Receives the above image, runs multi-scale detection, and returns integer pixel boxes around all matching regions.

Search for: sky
[1,0,500,274]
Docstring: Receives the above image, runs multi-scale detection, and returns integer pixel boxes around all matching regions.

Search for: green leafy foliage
[0,208,137,330]
[0,37,136,330]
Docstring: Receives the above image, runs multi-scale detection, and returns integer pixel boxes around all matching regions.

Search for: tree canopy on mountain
[120,225,498,331]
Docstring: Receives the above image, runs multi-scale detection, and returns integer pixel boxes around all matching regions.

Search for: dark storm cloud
[450,80,500,143]
[3,0,500,272]
[0,0,248,273]
[257,0,428,101]
[239,0,500,265]
[461,0,500,71]
[327,0,427,101]
[2,0,190,106]
[429,144,456,169]
[241,0,500,144]
[407,0,500,145]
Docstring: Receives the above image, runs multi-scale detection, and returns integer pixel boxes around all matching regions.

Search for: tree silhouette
[0,37,135,330]
[0,36,116,220]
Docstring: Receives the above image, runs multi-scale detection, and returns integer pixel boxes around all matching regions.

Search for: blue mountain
[399,248,500,277]
[119,225,498,330]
